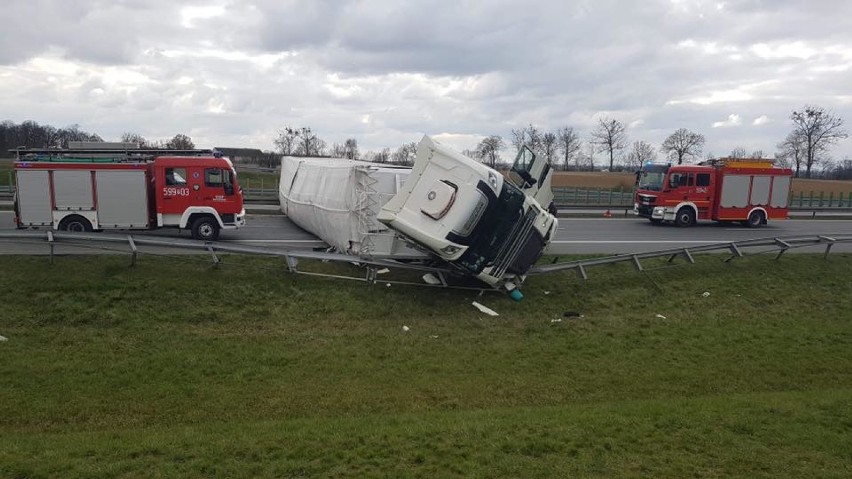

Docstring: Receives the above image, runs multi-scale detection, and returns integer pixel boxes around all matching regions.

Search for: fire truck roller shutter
[771,176,791,207]
[750,176,771,205]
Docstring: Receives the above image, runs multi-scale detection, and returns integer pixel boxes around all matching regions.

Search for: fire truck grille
[636,204,654,217]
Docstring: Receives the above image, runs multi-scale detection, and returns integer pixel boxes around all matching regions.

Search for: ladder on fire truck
[13,147,217,163]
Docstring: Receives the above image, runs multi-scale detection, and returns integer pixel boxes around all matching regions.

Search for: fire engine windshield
[637,164,668,191]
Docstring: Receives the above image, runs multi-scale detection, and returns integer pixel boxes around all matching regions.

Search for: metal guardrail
[0,231,460,288]
[530,234,852,279]
[0,231,849,290]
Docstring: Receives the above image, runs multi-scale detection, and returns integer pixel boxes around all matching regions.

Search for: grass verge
[0,254,850,477]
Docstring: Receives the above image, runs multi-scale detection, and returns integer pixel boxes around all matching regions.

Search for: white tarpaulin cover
[279,157,417,256]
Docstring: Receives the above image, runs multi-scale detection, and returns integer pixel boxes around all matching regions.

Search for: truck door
[198,167,240,214]
[157,166,193,218]
[507,145,554,209]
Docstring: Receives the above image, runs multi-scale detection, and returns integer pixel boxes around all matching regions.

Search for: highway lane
[2,211,851,255]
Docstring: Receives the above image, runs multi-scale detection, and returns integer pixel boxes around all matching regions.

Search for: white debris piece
[377,268,390,275]
[655,314,667,319]
[422,273,442,285]
[472,301,499,316]
[544,291,551,295]
[386,283,391,287]
[430,335,439,339]
[550,318,562,323]
[402,325,410,332]
[702,291,710,297]
[0,335,7,341]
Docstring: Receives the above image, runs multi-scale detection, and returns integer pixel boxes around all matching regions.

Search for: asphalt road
[2,211,851,255]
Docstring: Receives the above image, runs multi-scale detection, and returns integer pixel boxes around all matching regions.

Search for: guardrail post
[47,231,54,265]
[128,236,137,267]
[819,191,825,207]
[809,191,814,208]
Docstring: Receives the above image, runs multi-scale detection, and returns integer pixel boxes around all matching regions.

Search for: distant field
[0,254,850,477]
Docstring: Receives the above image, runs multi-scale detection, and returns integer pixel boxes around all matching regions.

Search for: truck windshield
[637,165,668,191]
[456,183,525,274]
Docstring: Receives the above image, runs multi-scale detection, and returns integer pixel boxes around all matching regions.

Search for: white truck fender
[179,207,224,229]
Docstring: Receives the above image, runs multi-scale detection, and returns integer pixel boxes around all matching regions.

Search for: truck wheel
[745,210,764,228]
[191,216,220,241]
[674,208,694,227]
[58,215,93,232]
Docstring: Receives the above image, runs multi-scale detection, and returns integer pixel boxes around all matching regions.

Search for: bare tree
[391,142,417,165]
[476,135,505,168]
[295,127,319,156]
[729,147,748,158]
[372,147,390,164]
[121,132,149,148]
[166,134,194,150]
[274,127,298,156]
[344,138,359,160]
[777,131,806,177]
[556,127,581,171]
[510,124,543,155]
[790,105,848,178]
[541,132,557,165]
[750,150,764,159]
[590,118,627,171]
[626,141,656,169]
[660,128,705,165]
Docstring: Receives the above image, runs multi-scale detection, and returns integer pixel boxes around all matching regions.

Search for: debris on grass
[402,325,410,332]
[655,314,667,319]
[551,318,562,323]
[0,334,7,342]
[472,301,499,316]
[377,268,390,275]
[422,273,442,285]
[702,291,711,297]
[563,311,582,318]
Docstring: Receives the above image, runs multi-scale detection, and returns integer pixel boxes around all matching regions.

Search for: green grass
[0,254,851,478]
[235,169,279,190]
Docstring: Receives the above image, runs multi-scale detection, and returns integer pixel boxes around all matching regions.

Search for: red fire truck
[13,148,245,240]
[633,158,793,227]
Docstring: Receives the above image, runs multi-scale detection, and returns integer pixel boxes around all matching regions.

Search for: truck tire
[58,215,93,232]
[674,208,695,227]
[191,216,220,241]
[745,210,764,228]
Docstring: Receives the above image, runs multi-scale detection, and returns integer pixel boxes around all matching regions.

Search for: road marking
[551,240,738,244]
[227,239,325,243]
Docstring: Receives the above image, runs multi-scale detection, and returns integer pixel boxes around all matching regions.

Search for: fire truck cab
[634,158,793,227]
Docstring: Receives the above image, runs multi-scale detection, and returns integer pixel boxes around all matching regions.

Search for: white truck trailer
[278,157,426,258]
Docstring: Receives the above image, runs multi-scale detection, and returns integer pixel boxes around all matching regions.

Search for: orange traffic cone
[603,209,612,218]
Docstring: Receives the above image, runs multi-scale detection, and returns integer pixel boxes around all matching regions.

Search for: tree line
[3,103,848,179]
[0,120,195,154]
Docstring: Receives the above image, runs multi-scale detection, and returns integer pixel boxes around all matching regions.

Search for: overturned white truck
[279,135,558,295]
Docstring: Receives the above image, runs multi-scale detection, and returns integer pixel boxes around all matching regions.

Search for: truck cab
[378,136,557,291]
[153,156,246,240]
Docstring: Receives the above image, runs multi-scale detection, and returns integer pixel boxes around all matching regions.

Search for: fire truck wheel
[58,215,93,232]
[745,211,764,228]
[191,216,220,241]
[674,208,695,227]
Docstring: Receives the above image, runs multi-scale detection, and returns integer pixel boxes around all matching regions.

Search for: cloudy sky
[1,0,850,162]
